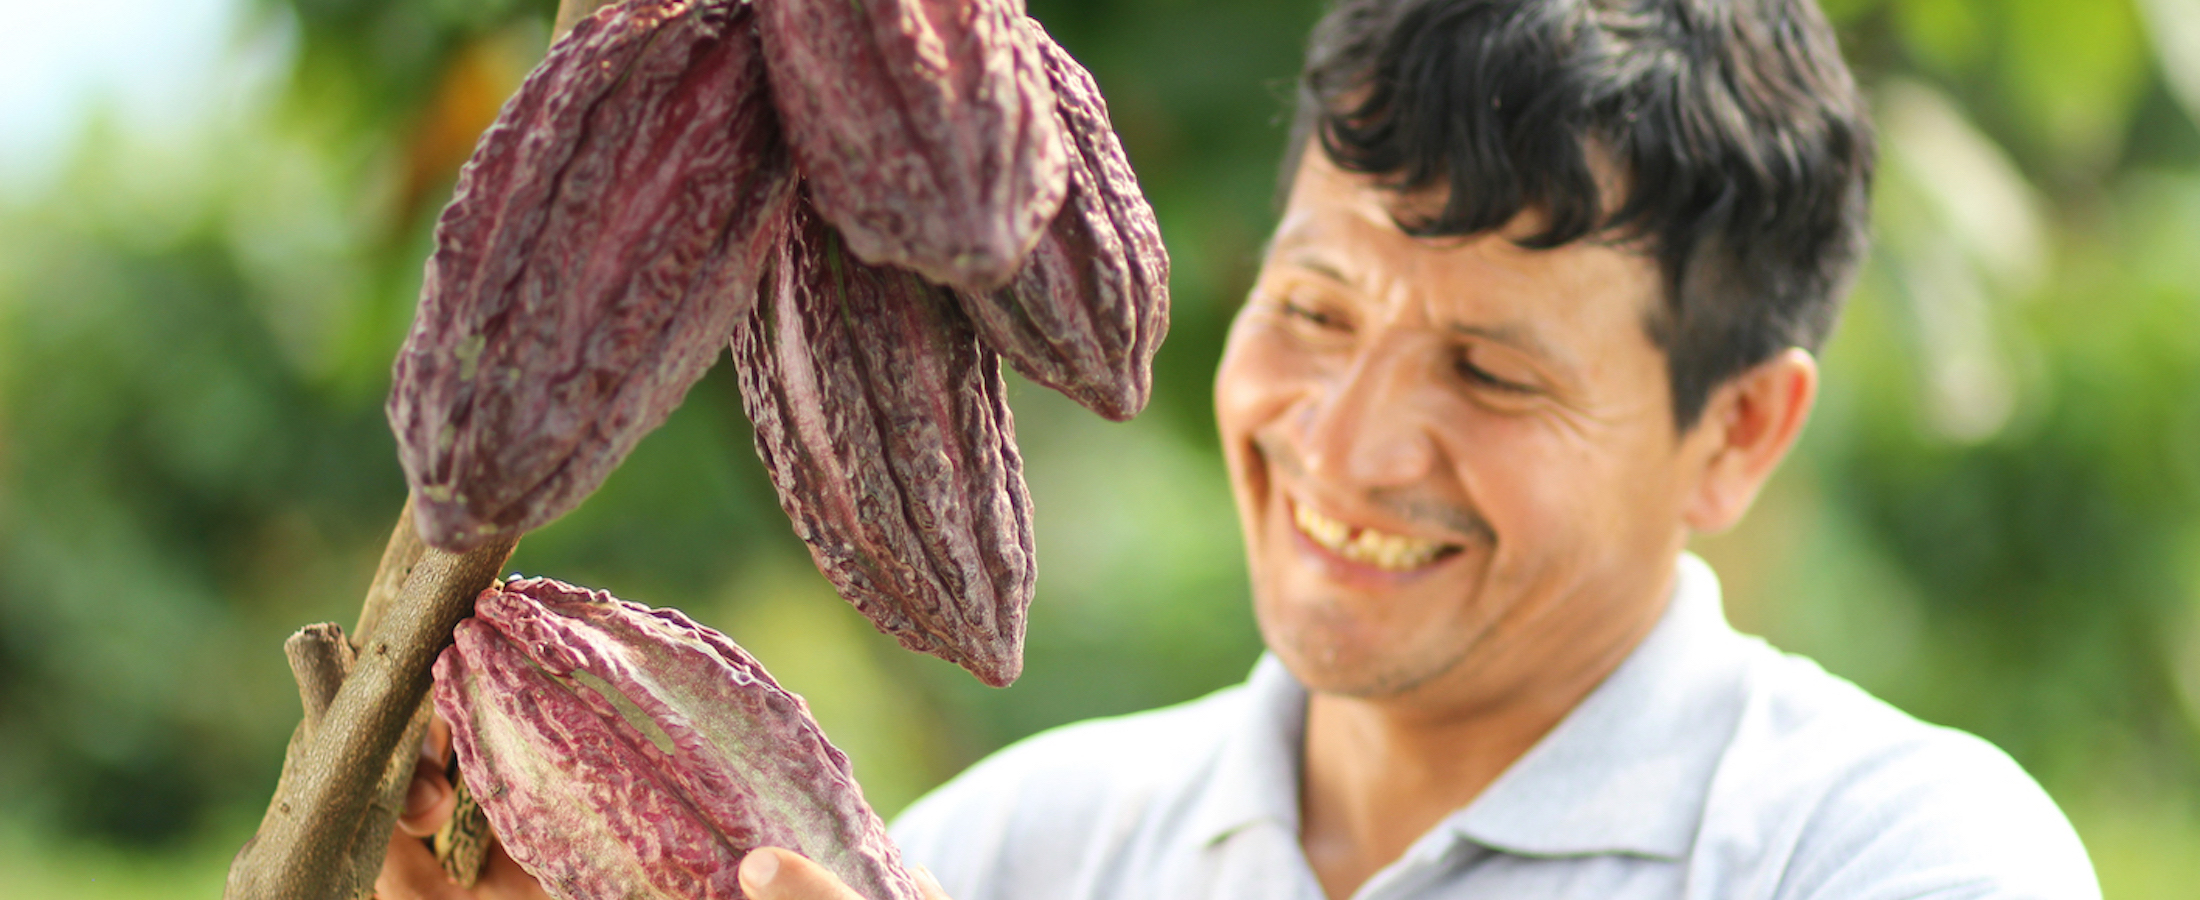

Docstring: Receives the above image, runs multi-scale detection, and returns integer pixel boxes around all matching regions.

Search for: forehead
[1265,151,1665,344]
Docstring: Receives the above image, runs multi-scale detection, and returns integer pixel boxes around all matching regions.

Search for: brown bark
[357,502,428,650]
[227,500,517,900]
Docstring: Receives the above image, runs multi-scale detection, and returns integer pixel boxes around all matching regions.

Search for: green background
[2,0,2198,894]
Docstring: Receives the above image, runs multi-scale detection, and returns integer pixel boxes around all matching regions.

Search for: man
[381,0,2099,898]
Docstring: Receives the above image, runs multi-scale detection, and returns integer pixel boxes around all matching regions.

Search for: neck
[1296,666,1595,898]
[1295,565,1675,900]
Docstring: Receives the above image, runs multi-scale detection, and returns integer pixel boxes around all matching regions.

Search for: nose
[1295,339,1436,488]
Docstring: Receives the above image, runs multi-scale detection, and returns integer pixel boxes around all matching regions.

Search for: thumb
[738,847,867,900]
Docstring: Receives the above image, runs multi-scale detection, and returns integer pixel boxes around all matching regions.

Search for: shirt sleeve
[1772,727,2099,900]
[888,737,1067,900]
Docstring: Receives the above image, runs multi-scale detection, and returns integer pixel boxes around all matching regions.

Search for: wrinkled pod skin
[389,0,794,551]
[953,19,1171,422]
[434,577,925,900]
[756,0,1067,293]
[733,198,1035,687]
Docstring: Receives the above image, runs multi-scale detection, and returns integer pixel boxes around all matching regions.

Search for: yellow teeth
[1291,501,1449,571]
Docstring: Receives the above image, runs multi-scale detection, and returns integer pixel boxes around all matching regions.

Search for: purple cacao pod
[955,19,1171,421]
[389,0,794,551]
[433,577,924,900]
[732,197,1034,687]
[756,0,1067,293]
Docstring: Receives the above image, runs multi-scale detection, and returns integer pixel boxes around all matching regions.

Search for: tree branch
[227,502,517,900]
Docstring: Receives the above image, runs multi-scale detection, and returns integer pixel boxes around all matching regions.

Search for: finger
[914,865,952,900]
[376,823,466,900]
[424,713,453,764]
[739,847,867,900]
[396,755,456,838]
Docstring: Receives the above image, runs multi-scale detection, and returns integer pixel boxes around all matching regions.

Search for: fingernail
[741,848,780,888]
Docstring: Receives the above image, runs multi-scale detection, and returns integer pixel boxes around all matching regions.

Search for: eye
[1453,349,1537,394]
[1280,299,1342,329]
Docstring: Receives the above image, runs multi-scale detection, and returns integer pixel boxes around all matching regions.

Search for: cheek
[1214,320,1315,456]
[1434,407,1687,576]
[1431,412,1624,552]
[1214,320,1327,582]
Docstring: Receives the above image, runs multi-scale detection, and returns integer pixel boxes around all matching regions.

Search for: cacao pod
[434,577,924,900]
[756,0,1067,293]
[954,21,1171,422]
[389,0,793,551]
[732,197,1035,687]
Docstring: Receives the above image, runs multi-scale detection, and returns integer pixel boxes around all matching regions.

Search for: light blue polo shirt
[889,554,2098,899]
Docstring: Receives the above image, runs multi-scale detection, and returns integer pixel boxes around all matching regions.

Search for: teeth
[1291,501,1450,571]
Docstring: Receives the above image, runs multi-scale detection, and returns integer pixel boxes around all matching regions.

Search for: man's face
[1215,150,1713,706]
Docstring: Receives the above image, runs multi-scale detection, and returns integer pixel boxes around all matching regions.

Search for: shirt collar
[1186,653,1308,845]
[1186,553,1751,860]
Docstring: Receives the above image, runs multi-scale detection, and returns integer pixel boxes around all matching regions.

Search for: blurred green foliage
[1,0,2197,893]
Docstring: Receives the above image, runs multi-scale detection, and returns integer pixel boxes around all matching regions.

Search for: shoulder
[888,682,1250,899]
[1700,644,2098,900]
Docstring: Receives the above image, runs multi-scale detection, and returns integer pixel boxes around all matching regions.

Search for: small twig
[253,625,356,856]
[290,623,357,731]
[248,623,436,899]
[226,627,355,900]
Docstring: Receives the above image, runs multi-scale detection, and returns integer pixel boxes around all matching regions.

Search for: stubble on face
[1247,432,1504,698]
[1217,149,1697,716]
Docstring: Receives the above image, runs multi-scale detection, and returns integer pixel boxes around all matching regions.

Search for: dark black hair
[1285,0,1873,430]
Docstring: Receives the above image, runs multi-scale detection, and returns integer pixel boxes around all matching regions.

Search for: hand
[374,716,553,900]
[738,848,954,900]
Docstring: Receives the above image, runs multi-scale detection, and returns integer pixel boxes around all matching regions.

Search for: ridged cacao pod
[954,21,1171,422]
[732,198,1035,687]
[756,0,1067,293]
[389,0,793,551]
[433,577,924,900]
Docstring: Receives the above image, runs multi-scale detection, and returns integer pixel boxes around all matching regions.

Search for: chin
[1245,509,1484,696]
[1253,589,1472,700]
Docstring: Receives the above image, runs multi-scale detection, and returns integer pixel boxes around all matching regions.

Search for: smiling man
[380,0,2101,898]
[871,0,2095,897]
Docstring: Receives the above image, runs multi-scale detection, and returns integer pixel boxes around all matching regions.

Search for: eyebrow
[1451,321,1573,371]
[1284,252,1353,286]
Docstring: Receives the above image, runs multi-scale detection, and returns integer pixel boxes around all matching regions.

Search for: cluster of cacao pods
[387,0,1169,686]
[436,577,926,900]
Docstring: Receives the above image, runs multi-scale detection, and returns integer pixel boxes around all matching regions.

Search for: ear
[1681,348,1818,533]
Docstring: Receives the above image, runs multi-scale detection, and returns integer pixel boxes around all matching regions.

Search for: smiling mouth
[1291,500,1463,572]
